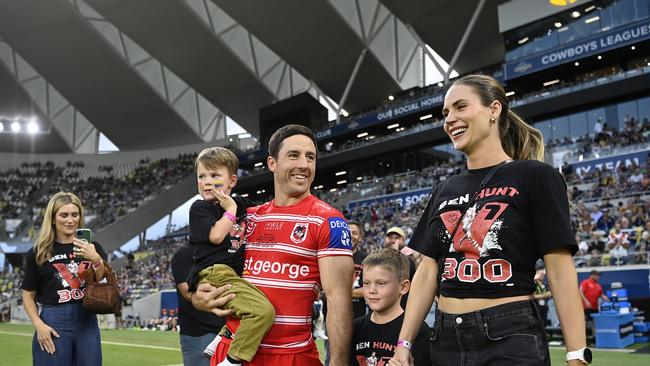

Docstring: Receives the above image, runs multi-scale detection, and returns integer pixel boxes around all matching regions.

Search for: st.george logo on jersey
[291,222,309,243]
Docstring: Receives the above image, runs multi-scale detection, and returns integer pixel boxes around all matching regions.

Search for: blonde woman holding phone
[21,192,107,365]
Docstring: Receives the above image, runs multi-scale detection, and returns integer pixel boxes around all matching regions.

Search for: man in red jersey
[192,125,354,366]
[580,269,608,317]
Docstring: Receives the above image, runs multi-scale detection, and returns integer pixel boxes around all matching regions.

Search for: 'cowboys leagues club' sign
[505,20,650,79]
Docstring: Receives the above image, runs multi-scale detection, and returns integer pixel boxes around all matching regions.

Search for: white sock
[217,355,242,366]
[203,335,221,357]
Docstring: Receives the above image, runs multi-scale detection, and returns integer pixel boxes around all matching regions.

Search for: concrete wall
[132,290,164,322]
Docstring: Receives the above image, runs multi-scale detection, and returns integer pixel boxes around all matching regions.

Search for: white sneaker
[313,328,328,340]
[313,308,328,340]
[203,335,222,358]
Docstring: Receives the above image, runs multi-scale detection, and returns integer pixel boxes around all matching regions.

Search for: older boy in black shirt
[351,248,430,365]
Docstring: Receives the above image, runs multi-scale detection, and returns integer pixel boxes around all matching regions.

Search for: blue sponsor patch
[328,217,351,249]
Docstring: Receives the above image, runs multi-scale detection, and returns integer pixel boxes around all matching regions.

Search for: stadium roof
[0,0,508,154]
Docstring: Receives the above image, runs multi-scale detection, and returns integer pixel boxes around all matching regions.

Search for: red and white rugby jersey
[226,194,352,354]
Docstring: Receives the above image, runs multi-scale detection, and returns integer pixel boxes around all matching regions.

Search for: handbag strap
[85,260,117,286]
[435,160,511,293]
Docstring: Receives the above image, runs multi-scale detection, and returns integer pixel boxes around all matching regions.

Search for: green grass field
[1,322,648,365]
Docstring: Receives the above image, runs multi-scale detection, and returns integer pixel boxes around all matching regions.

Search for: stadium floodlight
[549,0,577,6]
[314,185,324,190]
[585,5,596,12]
[585,16,599,24]
[0,122,3,132]
[543,79,560,87]
[388,95,394,101]
[631,46,636,50]
[27,121,39,134]
[254,162,263,167]
[357,132,368,138]
[575,61,580,66]
[597,55,602,60]
[240,193,249,197]
[554,22,562,28]
[505,91,515,97]
[419,114,433,121]
[337,180,347,185]
[357,176,363,181]
[437,82,444,87]
[571,11,580,18]
[335,171,346,176]
[329,188,337,192]
[517,37,529,45]
[387,123,400,129]
[11,121,21,132]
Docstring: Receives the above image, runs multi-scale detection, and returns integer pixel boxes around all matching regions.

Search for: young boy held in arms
[186,147,275,366]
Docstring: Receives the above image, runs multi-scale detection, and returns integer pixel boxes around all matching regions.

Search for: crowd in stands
[0,161,56,220]
[549,116,650,162]
[25,153,197,238]
[114,238,181,306]
[0,267,22,322]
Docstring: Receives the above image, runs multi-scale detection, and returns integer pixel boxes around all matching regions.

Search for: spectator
[608,223,630,265]
[21,192,107,365]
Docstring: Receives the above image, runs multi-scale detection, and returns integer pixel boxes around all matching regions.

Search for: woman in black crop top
[21,192,107,365]
[390,75,588,366]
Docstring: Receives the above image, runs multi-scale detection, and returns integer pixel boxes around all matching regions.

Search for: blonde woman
[21,192,107,365]
[390,75,588,366]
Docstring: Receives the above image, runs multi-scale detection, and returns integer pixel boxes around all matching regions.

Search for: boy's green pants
[198,264,275,361]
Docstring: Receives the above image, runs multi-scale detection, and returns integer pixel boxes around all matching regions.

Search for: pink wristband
[397,339,412,350]
[223,211,236,223]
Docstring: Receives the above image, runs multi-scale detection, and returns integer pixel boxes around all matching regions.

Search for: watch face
[584,348,593,363]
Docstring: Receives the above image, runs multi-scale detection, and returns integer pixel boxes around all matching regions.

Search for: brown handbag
[83,261,122,314]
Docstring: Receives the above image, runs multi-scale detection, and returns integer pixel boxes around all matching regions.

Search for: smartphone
[75,228,92,259]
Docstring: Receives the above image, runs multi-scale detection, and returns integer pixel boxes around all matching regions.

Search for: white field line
[0,330,180,351]
[4,330,639,356]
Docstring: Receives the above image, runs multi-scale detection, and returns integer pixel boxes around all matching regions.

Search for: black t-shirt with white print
[351,312,430,366]
[409,160,577,299]
[186,196,252,291]
[21,241,107,305]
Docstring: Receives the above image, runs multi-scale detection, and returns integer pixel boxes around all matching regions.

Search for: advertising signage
[505,20,650,79]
